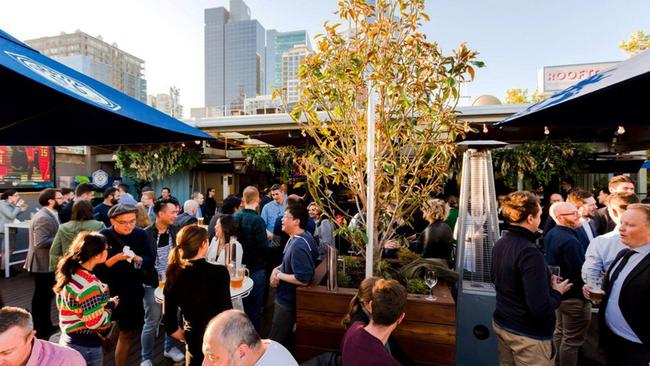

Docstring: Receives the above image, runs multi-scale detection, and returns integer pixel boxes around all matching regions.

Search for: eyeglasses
[115,219,137,226]
[558,211,579,217]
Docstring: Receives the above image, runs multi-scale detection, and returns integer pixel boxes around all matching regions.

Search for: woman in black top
[419,198,454,266]
[164,225,232,366]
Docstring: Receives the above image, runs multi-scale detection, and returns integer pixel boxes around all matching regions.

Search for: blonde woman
[419,198,453,266]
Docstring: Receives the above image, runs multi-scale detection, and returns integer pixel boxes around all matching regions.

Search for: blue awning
[643,160,650,169]
[495,48,650,129]
[0,28,213,145]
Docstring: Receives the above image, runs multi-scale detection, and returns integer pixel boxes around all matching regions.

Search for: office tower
[282,44,311,104]
[205,0,265,112]
[26,30,147,102]
[265,30,311,93]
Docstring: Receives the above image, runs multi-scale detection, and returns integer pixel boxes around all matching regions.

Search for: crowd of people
[3,174,646,365]
[492,175,650,366]
[0,182,356,366]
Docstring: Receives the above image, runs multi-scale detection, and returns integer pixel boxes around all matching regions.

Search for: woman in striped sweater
[54,231,119,366]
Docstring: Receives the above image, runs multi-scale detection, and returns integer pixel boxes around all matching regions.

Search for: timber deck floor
[0,270,178,366]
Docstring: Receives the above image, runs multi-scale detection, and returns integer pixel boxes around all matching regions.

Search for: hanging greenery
[115,145,202,181]
[492,139,594,188]
[242,146,298,182]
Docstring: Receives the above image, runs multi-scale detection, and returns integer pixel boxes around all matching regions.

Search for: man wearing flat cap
[94,203,154,366]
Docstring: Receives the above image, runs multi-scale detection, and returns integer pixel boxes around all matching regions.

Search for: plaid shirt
[234,208,268,272]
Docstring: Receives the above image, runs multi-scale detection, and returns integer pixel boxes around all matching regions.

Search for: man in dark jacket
[596,204,650,365]
[173,199,198,229]
[235,186,268,331]
[492,191,572,366]
[94,204,153,366]
[544,202,590,366]
[593,175,636,236]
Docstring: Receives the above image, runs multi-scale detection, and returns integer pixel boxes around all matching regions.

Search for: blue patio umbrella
[0,28,213,145]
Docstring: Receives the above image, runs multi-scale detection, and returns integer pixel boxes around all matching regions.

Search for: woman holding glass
[54,231,118,366]
[164,225,232,365]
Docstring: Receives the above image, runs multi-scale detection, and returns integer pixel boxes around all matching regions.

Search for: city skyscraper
[266,30,311,93]
[282,44,311,104]
[26,30,147,102]
[204,0,265,111]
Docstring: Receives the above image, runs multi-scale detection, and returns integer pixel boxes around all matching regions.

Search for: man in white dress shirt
[582,192,639,282]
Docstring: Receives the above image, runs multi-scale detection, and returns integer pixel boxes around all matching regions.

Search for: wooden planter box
[296,283,456,366]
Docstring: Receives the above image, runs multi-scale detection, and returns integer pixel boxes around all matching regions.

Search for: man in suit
[26,188,63,339]
[594,203,650,365]
[567,189,598,247]
[594,175,636,236]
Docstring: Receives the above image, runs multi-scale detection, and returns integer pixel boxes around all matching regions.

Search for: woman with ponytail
[163,225,232,366]
[54,231,119,366]
[342,276,380,328]
[341,276,413,365]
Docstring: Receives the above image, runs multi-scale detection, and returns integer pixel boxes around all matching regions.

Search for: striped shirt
[57,267,113,346]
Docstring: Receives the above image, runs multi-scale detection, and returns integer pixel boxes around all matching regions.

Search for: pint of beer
[588,287,605,302]
[198,217,204,226]
[586,274,605,304]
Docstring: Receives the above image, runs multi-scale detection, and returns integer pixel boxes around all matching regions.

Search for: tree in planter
[291,0,481,274]
[115,145,202,182]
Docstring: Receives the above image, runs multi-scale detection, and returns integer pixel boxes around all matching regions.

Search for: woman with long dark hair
[54,231,119,366]
[163,225,232,366]
[206,214,242,266]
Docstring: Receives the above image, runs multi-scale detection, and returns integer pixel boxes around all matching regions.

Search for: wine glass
[425,270,438,301]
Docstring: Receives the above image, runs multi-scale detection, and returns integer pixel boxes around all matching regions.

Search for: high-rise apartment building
[205,0,265,111]
[26,30,147,102]
[148,87,183,118]
[282,44,311,105]
[266,30,311,92]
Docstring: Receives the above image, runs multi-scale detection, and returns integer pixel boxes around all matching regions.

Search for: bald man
[202,310,297,366]
[544,202,590,366]
[173,199,199,228]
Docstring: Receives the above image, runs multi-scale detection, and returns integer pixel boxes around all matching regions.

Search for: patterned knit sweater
[57,267,114,347]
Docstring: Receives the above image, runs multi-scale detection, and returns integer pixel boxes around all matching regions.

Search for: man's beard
[111,199,119,205]
[53,203,64,211]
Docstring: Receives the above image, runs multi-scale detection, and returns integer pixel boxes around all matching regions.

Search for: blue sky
[1,0,649,115]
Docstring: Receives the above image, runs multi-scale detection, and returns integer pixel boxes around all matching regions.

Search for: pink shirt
[26,338,86,366]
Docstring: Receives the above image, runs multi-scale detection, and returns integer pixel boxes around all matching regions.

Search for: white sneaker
[140,360,153,366]
[164,347,186,362]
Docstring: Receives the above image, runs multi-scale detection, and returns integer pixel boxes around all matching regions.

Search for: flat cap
[108,203,138,218]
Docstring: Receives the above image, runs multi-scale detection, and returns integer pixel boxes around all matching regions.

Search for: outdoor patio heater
[454,140,505,366]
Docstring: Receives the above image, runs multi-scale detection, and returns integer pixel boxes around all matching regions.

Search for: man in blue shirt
[582,192,639,283]
[269,203,319,347]
[260,184,286,245]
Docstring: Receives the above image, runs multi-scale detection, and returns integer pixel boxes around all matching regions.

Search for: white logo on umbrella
[4,51,121,111]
